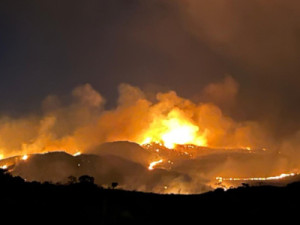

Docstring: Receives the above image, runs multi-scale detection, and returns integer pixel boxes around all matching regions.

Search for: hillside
[0,168,299,224]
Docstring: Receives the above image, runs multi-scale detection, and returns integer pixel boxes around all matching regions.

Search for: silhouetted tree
[68,175,77,184]
[79,175,94,184]
[13,176,25,184]
[0,168,13,183]
[111,182,118,189]
[242,183,250,188]
[214,188,225,193]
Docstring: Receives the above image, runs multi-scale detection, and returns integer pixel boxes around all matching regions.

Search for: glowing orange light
[216,172,297,183]
[22,155,28,161]
[141,110,207,149]
[1,165,7,169]
[148,159,163,170]
[73,152,81,157]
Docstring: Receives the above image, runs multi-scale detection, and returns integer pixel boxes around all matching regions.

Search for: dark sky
[0,1,230,110]
[1,0,300,137]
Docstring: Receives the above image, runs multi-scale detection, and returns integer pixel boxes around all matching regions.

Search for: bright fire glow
[141,109,207,149]
[148,159,163,170]
[22,155,28,161]
[73,152,81,157]
[1,165,7,169]
[216,172,297,183]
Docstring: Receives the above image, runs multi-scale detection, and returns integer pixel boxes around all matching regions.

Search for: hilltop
[0,168,299,224]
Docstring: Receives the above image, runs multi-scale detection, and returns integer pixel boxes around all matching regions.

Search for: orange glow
[141,109,207,149]
[148,159,163,170]
[1,165,7,169]
[216,172,297,183]
[22,155,28,161]
[73,152,81,156]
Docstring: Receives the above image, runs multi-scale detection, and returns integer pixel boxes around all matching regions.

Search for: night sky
[1,0,300,138]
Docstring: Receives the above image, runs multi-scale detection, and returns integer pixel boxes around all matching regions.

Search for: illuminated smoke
[0,78,272,158]
[0,78,300,193]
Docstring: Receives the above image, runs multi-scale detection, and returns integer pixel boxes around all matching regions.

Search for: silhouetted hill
[87,141,159,165]
[0,168,299,224]
[8,151,191,193]
[12,151,147,184]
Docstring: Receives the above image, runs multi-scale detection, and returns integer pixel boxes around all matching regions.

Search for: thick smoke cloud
[180,0,300,136]
[1,0,300,137]
[1,0,300,192]
[0,79,273,157]
[0,80,298,193]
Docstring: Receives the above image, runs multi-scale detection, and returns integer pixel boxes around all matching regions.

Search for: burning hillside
[0,79,300,193]
[0,141,297,194]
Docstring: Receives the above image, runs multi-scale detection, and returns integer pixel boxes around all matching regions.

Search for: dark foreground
[1,169,299,224]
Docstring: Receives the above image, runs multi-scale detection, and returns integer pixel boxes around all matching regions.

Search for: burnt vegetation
[0,169,299,224]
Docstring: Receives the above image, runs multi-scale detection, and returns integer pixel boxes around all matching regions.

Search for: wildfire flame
[148,159,163,170]
[0,82,299,194]
[216,173,297,183]
[141,109,207,149]
[22,155,28,161]
[1,165,7,169]
[73,152,81,157]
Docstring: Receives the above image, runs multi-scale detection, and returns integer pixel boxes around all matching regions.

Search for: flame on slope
[148,159,163,170]
[73,152,81,156]
[0,82,266,160]
[141,109,207,149]
[1,165,7,169]
[22,155,28,161]
[216,172,298,183]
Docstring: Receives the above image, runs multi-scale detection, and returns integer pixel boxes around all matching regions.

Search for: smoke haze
[0,80,297,193]
[0,79,273,157]
[1,0,300,192]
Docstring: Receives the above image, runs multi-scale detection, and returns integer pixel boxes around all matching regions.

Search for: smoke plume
[2,0,300,193]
